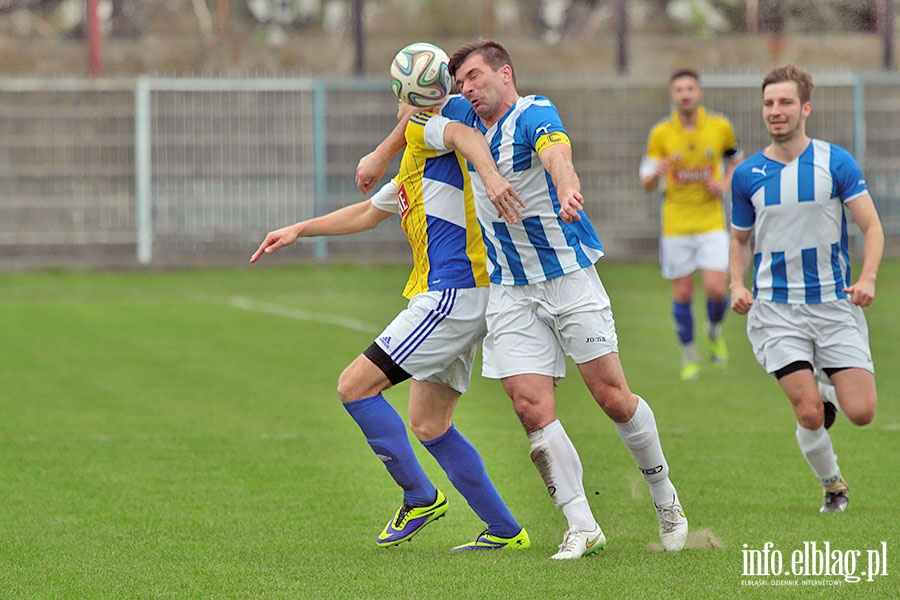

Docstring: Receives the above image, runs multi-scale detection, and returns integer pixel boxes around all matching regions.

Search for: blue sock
[422,425,520,538]
[344,394,436,506]
[673,300,694,345]
[707,297,729,329]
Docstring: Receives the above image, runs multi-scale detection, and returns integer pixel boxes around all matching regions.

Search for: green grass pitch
[1,261,898,598]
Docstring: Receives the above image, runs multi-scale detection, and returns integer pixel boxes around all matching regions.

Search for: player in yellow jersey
[640,69,743,381]
[252,97,530,552]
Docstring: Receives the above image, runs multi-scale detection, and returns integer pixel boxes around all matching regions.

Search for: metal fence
[1,72,898,270]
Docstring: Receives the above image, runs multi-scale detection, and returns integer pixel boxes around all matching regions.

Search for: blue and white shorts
[374,286,488,394]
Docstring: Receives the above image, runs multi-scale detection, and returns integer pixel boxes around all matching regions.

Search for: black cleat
[823,400,837,430]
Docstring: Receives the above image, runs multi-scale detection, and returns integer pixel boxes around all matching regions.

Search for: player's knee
[594,387,635,422]
[845,395,876,426]
[336,368,363,404]
[849,409,875,427]
[409,416,448,441]
[795,404,824,430]
[511,396,554,433]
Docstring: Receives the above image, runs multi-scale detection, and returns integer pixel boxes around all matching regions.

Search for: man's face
[763,81,810,143]
[669,76,702,115]
[454,53,507,121]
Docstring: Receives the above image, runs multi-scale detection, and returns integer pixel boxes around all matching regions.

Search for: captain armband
[535,131,571,155]
[724,147,744,162]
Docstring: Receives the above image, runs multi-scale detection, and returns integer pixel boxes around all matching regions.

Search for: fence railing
[1,73,898,270]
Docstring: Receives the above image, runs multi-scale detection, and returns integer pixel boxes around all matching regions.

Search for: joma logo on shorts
[585,336,607,343]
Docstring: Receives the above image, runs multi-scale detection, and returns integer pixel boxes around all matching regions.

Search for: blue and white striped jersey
[441,94,604,286]
[731,139,868,304]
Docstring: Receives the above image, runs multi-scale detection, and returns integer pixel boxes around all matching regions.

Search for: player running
[730,64,883,513]
[640,69,743,381]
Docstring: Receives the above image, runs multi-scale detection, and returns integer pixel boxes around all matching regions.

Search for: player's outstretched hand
[844,279,875,307]
[250,225,300,263]
[557,190,584,223]
[482,172,525,224]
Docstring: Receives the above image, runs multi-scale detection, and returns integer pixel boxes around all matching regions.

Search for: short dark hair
[762,64,814,104]
[448,40,516,85]
[670,69,700,84]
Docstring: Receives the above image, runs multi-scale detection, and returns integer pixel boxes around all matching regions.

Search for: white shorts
[659,230,729,279]
[374,287,488,394]
[482,267,619,379]
[746,299,874,374]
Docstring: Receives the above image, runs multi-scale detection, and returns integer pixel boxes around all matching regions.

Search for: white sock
[615,396,678,506]
[681,342,699,364]
[795,424,841,486]
[817,380,845,415]
[529,419,597,531]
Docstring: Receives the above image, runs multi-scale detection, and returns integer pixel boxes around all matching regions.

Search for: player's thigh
[483,284,566,379]
[775,367,823,427]
[700,268,728,299]
[337,353,393,402]
[828,368,877,425]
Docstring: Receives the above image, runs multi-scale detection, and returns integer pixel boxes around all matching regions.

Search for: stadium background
[0,0,898,270]
[3,3,900,598]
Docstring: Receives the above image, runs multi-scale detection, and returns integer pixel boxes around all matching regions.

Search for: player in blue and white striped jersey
[443,40,688,558]
[439,93,605,286]
[732,138,867,305]
[729,64,884,514]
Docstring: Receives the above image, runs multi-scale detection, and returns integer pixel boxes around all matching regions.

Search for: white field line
[229,297,381,334]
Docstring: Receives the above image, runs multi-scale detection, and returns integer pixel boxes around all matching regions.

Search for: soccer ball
[390,42,452,108]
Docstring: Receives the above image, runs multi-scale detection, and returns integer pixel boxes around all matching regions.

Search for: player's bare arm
[250,200,392,263]
[639,156,675,191]
[706,153,743,197]
[355,102,422,195]
[539,143,583,223]
[443,121,524,224]
[728,228,754,314]
[844,193,885,307]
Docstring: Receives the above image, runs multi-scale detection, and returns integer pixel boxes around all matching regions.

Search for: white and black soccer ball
[389,42,452,108]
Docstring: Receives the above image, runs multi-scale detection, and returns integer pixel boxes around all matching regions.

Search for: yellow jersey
[394,111,490,298]
[645,106,739,236]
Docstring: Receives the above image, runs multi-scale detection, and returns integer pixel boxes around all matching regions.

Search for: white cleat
[550,525,607,559]
[657,502,688,551]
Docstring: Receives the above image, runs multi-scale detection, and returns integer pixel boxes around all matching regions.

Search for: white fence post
[135,76,153,265]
